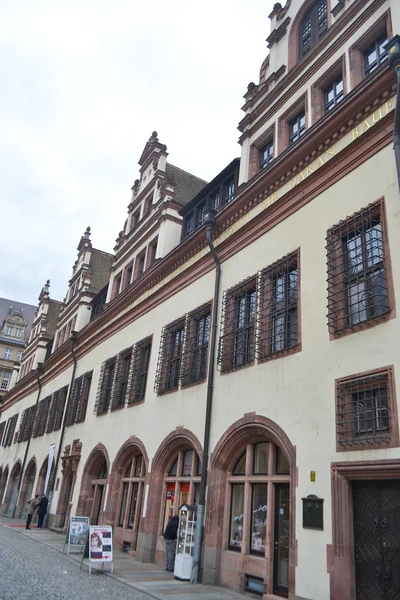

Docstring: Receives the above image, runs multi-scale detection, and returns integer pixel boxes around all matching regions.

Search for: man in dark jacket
[37,494,49,529]
[163,514,179,572]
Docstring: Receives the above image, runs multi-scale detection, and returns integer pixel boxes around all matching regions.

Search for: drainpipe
[12,363,43,519]
[387,36,400,192]
[192,208,220,584]
[46,331,78,521]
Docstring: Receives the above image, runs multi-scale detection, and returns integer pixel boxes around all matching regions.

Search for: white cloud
[0,0,274,304]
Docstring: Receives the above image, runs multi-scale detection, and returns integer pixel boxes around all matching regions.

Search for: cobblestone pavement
[0,525,143,600]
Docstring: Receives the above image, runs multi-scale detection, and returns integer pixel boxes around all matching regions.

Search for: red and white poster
[88,525,113,562]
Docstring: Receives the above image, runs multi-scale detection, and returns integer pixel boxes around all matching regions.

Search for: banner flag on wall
[44,443,56,494]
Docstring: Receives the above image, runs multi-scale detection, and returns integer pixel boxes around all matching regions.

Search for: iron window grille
[299,1,328,58]
[0,421,6,446]
[256,253,299,360]
[289,112,305,145]
[95,357,117,415]
[260,141,274,170]
[32,396,51,438]
[364,35,388,75]
[3,414,18,447]
[66,371,93,425]
[17,406,35,443]
[336,372,391,447]
[154,318,185,394]
[181,303,211,386]
[218,276,257,372]
[326,201,389,335]
[112,349,133,410]
[324,76,344,112]
[128,337,152,405]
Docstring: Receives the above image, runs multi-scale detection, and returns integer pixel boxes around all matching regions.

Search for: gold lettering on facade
[362,119,371,133]
[325,144,337,157]
[307,165,314,176]
[317,156,325,168]
[372,108,383,123]
[352,127,359,141]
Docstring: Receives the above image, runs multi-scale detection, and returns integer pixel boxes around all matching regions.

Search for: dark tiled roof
[165,164,207,206]
[0,297,37,342]
[88,250,113,294]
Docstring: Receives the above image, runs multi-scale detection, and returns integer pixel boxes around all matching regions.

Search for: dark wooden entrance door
[353,480,400,599]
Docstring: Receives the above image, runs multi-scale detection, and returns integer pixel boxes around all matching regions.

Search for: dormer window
[197,200,207,227]
[299,1,328,59]
[224,178,235,204]
[210,190,220,211]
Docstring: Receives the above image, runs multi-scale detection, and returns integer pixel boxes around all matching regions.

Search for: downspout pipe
[387,36,400,192]
[12,363,43,519]
[47,331,78,520]
[192,216,221,584]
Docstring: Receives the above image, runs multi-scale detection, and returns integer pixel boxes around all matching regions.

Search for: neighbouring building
[0,298,36,404]
[1,1,400,599]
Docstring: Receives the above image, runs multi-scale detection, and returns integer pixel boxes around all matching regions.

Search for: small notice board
[65,516,90,554]
[87,525,114,574]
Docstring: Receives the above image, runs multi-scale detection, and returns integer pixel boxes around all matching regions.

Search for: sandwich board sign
[65,516,89,554]
[87,525,113,574]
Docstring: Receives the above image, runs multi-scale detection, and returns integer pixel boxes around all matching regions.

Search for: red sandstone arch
[16,457,37,517]
[205,413,297,594]
[3,460,22,515]
[288,0,332,70]
[137,427,203,563]
[106,436,148,524]
[0,465,8,509]
[76,443,110,522]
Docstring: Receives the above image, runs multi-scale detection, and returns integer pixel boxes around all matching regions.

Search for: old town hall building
[1,1,400,598]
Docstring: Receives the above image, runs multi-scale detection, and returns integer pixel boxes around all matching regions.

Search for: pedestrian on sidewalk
[25,494,39,529]
[37,494,48,529]
[163,513,179,572]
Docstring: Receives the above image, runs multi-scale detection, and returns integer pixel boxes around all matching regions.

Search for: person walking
[37,494,48,529]
[163,514,179,572]
[25,494,39,529]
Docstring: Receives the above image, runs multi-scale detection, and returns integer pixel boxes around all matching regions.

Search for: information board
[68,516,90,548]
[88,525,113,563]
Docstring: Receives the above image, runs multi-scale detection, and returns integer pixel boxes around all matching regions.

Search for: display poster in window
[164,483,175,529]
[179,483,190,508]
[68,516,90,547]
[88,525,113,562]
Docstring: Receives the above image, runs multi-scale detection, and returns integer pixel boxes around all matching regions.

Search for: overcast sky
[0,0,274,306]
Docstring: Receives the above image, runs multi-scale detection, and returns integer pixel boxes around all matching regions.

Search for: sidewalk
[0,515,249,600]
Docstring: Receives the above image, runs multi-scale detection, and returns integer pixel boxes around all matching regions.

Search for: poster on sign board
[68,516,89,547]
[88,525,113,562]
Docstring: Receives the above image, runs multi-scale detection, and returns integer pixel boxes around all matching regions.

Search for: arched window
[228,441,290,596]
[299,1,328,59]
[162,449,201,531]
[117,454,146,550]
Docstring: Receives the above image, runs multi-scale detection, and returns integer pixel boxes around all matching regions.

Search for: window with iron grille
[256,252,299,360]
[324,76,343,112]
[3,414,18,447]
[327,201,390,335]
[289,112,305,145]
[66,371,93,425]
[218,277,256,372]
[17,406,35,442]
[0,421,6,446]
[33,396,51,437]
[336,369,396,448]
[260,141,274,170]
[112,349,133,410]
[128,337,152,404]
[76,372,92,423]
[181,304,211,386]
[299,1,328,59]
[154,318,185,394]
[364,35,388,75]
[96,357,117,415]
